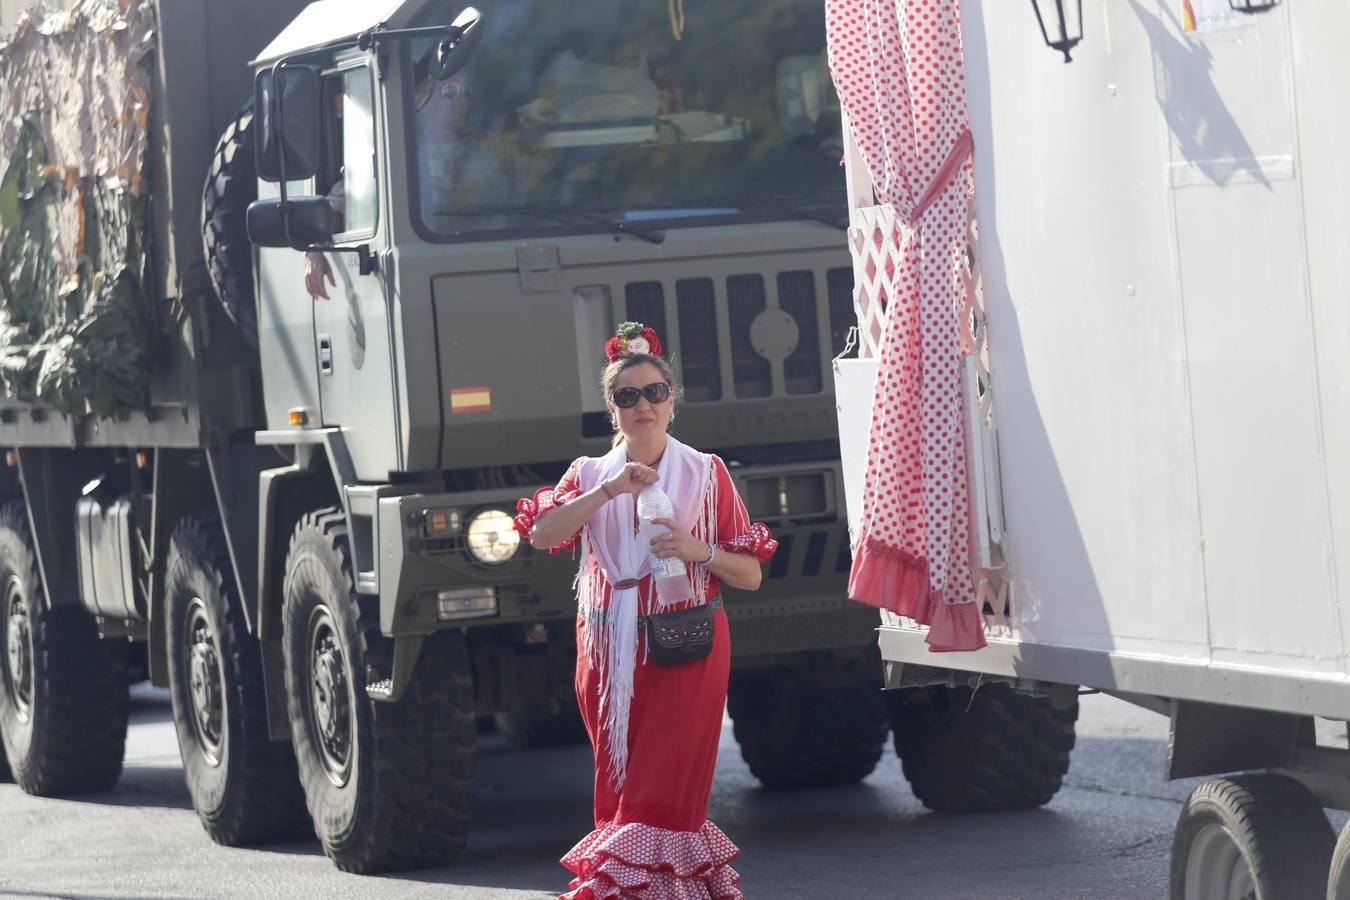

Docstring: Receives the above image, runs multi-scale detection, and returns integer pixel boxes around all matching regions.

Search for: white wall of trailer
[839,0,1350,716]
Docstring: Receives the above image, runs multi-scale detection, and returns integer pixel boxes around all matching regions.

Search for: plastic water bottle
[637,483,693,604]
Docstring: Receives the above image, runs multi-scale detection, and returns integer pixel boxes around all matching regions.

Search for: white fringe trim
[577,457,718,790]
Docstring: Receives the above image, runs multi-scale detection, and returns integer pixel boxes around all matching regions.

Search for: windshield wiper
[446,206,666,244]
[732,196,849,231]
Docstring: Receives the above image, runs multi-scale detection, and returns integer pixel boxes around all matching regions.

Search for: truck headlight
[465,509,520,564]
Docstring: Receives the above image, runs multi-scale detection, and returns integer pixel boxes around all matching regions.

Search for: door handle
[318,333,333,375]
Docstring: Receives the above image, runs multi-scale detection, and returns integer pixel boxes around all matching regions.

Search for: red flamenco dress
[516,454,777,899]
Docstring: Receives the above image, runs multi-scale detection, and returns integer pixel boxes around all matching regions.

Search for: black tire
[202,101,258,347]
[726,670,887,790]
[0,718,10,782]
[1169,774,1333,900]
[1328,819,1350,900]
[282,509,476,873]
[890,682,1077,813]
[165,511,311,846]
[495,696,588,750]
[0,501,128,795]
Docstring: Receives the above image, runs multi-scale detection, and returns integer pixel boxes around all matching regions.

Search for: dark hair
[602,354,681,448]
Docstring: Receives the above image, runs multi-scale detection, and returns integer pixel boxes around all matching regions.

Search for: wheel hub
[306,609,351,785]
[3,578,33,721]
[1185,822,1256,900]
[184,600,225,765]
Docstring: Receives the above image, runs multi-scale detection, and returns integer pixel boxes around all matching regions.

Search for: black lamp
[1229,0,1279,12]
[1031,0,1084,63]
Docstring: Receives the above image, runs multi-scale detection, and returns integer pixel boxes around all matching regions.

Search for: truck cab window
[325,67,378,236]
[406,0,841,239]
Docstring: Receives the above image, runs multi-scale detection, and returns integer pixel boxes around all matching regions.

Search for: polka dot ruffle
[560,820,742,900]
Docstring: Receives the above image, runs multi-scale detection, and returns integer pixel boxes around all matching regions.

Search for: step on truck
[833,2,1350,897]
[0,0,885,873]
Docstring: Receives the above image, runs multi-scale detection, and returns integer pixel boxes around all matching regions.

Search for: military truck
[0,0,881,874]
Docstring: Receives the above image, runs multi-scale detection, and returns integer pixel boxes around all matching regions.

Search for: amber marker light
[288,407,309,426]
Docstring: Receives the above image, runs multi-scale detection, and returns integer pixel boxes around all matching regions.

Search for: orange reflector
[3,451,15,468]
[429,511,449,533]
[288,408,308,426]
[135,451,149,469]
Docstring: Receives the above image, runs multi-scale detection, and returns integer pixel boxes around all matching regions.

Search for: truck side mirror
[246,196,335,248]
[254,65,321,183]
[432,7,483,80]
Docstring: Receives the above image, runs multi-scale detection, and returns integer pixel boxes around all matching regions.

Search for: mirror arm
[355,24,460,49]
[315,244,379,276]
[347,245,379,276]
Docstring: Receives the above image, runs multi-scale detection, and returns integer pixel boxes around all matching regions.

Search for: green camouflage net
[0,118,153,418]
[0,0,155,419]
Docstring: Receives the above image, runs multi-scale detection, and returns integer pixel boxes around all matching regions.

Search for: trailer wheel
[0,501,128,795]
[1169,774,1332,900]
[726,670,887,790]
[1327,819,1350,900]
[165,511,310,846]
[202,101,258,347]
[0,718,10,781]
[282,508,475,873]
[495,696,587,749]
[889,682,1076,813]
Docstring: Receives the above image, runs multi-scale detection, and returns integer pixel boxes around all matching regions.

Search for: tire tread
[165,510,310,846]
[890,683,1077,813]
[0,500,128,796]
[1170,774,1333,900]
[284,508,475,874]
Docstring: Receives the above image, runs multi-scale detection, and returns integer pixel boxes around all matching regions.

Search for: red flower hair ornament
[604,322,664,363]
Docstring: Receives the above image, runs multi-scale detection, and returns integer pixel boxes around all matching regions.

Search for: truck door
[312,63,402,477]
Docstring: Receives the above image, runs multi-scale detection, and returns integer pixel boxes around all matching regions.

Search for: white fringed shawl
[572,436,717,789]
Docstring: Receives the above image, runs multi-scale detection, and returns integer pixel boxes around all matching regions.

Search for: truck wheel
[726,670,887,790]
[165,511,310,846]
[1170,774,1332,900]
[202,101,258,347]
[889,682,1076,813]
[282,509,476,873]
[0,501,128,795]
[495,696,587,749]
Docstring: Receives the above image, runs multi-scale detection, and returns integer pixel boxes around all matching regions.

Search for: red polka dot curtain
[827,0,986,652]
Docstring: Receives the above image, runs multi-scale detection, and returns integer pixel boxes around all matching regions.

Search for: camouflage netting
[0,0,156,418]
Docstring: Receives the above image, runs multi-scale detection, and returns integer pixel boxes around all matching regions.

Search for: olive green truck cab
[0,0,884,873]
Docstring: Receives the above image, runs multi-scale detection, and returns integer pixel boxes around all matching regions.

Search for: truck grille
[623,267,855,403]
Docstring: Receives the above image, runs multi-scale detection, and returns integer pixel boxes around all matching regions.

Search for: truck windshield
[405,0,842,239]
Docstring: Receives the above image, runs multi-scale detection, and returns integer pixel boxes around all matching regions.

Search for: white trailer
[834,2,1350,897]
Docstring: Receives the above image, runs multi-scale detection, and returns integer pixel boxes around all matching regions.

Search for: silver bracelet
[702,543,716,566]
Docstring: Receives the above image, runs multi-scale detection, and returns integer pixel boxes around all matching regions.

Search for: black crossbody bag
[640,595,723,666]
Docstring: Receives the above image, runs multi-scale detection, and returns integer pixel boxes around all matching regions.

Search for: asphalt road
[0,686,1322,899]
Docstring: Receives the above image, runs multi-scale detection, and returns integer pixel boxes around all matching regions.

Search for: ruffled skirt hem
[560,819,743,900]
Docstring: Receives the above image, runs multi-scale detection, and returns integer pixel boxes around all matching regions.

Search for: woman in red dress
[514,323,777,900]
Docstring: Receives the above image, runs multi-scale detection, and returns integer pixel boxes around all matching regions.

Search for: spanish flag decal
[450,386,492,414]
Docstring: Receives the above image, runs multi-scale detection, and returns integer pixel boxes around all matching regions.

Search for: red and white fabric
[826,0,986,652]
[515,450,775,899]
[561,820,742,900]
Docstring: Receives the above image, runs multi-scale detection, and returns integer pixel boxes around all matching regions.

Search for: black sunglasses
[611,382,671,409]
